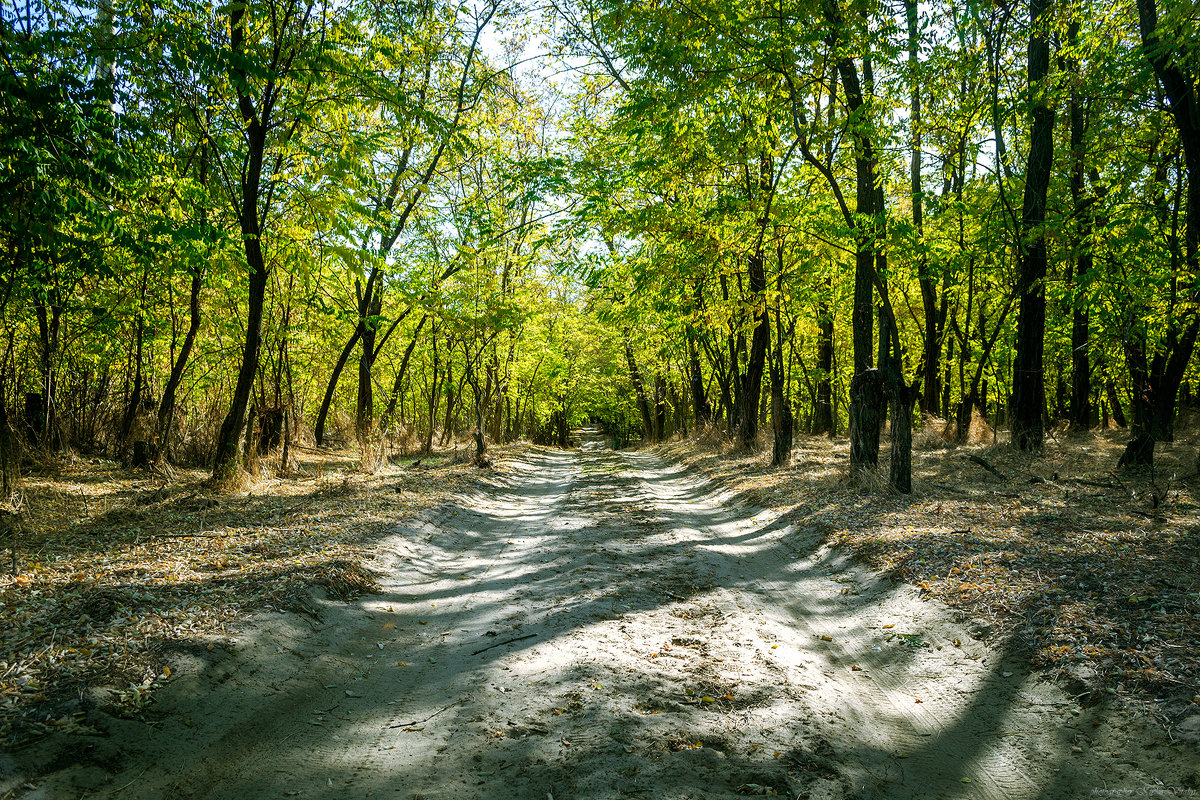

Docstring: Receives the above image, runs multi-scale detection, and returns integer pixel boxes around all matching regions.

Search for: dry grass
[656,421,1200,731]
[0,440,521,744]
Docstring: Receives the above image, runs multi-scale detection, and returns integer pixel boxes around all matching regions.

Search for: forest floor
[2,425,1198,799]
[0,443,491,746]
[657,417,1200,731]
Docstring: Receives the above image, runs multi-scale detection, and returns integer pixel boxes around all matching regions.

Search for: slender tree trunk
[1131,0,1200,464]
[624,333,654,441]
[1066,19,1092,433]
[1104,377,1127,428]
[812,300,835,435]
[739,251,770,450]
[686,334,711,425]
[155,266,203,463]
[823,22,883,472]
[423,324,440,454]
[213,3,278,480]
[356,288,382,446]
[0,332,14,496]
[769,315,793,467]
[314,328,361,446]
[1010,0,1055,452]
[119,306,145,458]
[906,0,942,419]
[382,314,427,429]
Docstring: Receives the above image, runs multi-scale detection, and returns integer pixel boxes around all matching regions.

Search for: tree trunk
[812,301,835,435]
[1105,378,1127,428]
[0,333,14,496]
[825,25,883,472]
[1133,0,1200,463]
[423,324,440,454]
[155,263,203,463]
[118,307,145,459]
[739,251,770,450]
[314,328,361,447]
[686,334,711,425]
[1010,0,1055,452]
[624,334,654,441]
[850,369,884,469]
[356,288,382,446]
[888,381,917,494]
[653,375,667,442]
[905,0,942,420]
[213,236,268,480]
[769,319,793,467]
[213,3,278,481]
[382,314,428,429]
[1066,19,1092,433]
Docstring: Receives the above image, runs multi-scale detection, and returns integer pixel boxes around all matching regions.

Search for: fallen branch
[962,454,1007,480]
[1066,477,1117,490]
[388,699,463,729]
[471,632,536,656]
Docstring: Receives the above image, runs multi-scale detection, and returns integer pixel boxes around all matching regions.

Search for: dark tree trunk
[739,252,770,450]
[1133,0,1200,464]
[686,335,711,425]
[769,318,793,468]
[213,3,282,481]
[382,314,428,429]
[213,237,268,479]
[155,264,203,463]
[0,334,14,496]
[118,307,145,457]
[624,334,654,441]
[850,370,884,469]
[812,301,835,435]
[905,0,943,420]
[1010,0,1055,452]
[33,289,62,450]
[653,375,667,442]
[314,327,361,447]
[1066,19,1092,433]
[822,19,883,472]
[356,288,382,446]
[423,324,440,454]
[888,381,917,494]
[1105,378,1127,428]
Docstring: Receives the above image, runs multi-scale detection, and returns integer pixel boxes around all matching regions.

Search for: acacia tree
[170,0,344,480]
[1009,0,1055,452]
[1118,0,1200,466]
[311,0,498,448]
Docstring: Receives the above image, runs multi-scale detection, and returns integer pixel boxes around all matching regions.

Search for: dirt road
[9,430,1196,798]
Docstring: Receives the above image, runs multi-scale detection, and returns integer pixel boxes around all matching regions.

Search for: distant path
[18,427,1185,798]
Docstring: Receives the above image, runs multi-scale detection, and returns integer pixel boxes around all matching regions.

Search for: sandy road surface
[8,429,1195,799]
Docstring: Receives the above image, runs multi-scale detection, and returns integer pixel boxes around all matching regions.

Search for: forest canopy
[1,0,1198,490]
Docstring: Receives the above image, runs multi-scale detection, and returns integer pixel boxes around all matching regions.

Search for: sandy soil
[5,428,1197,799]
